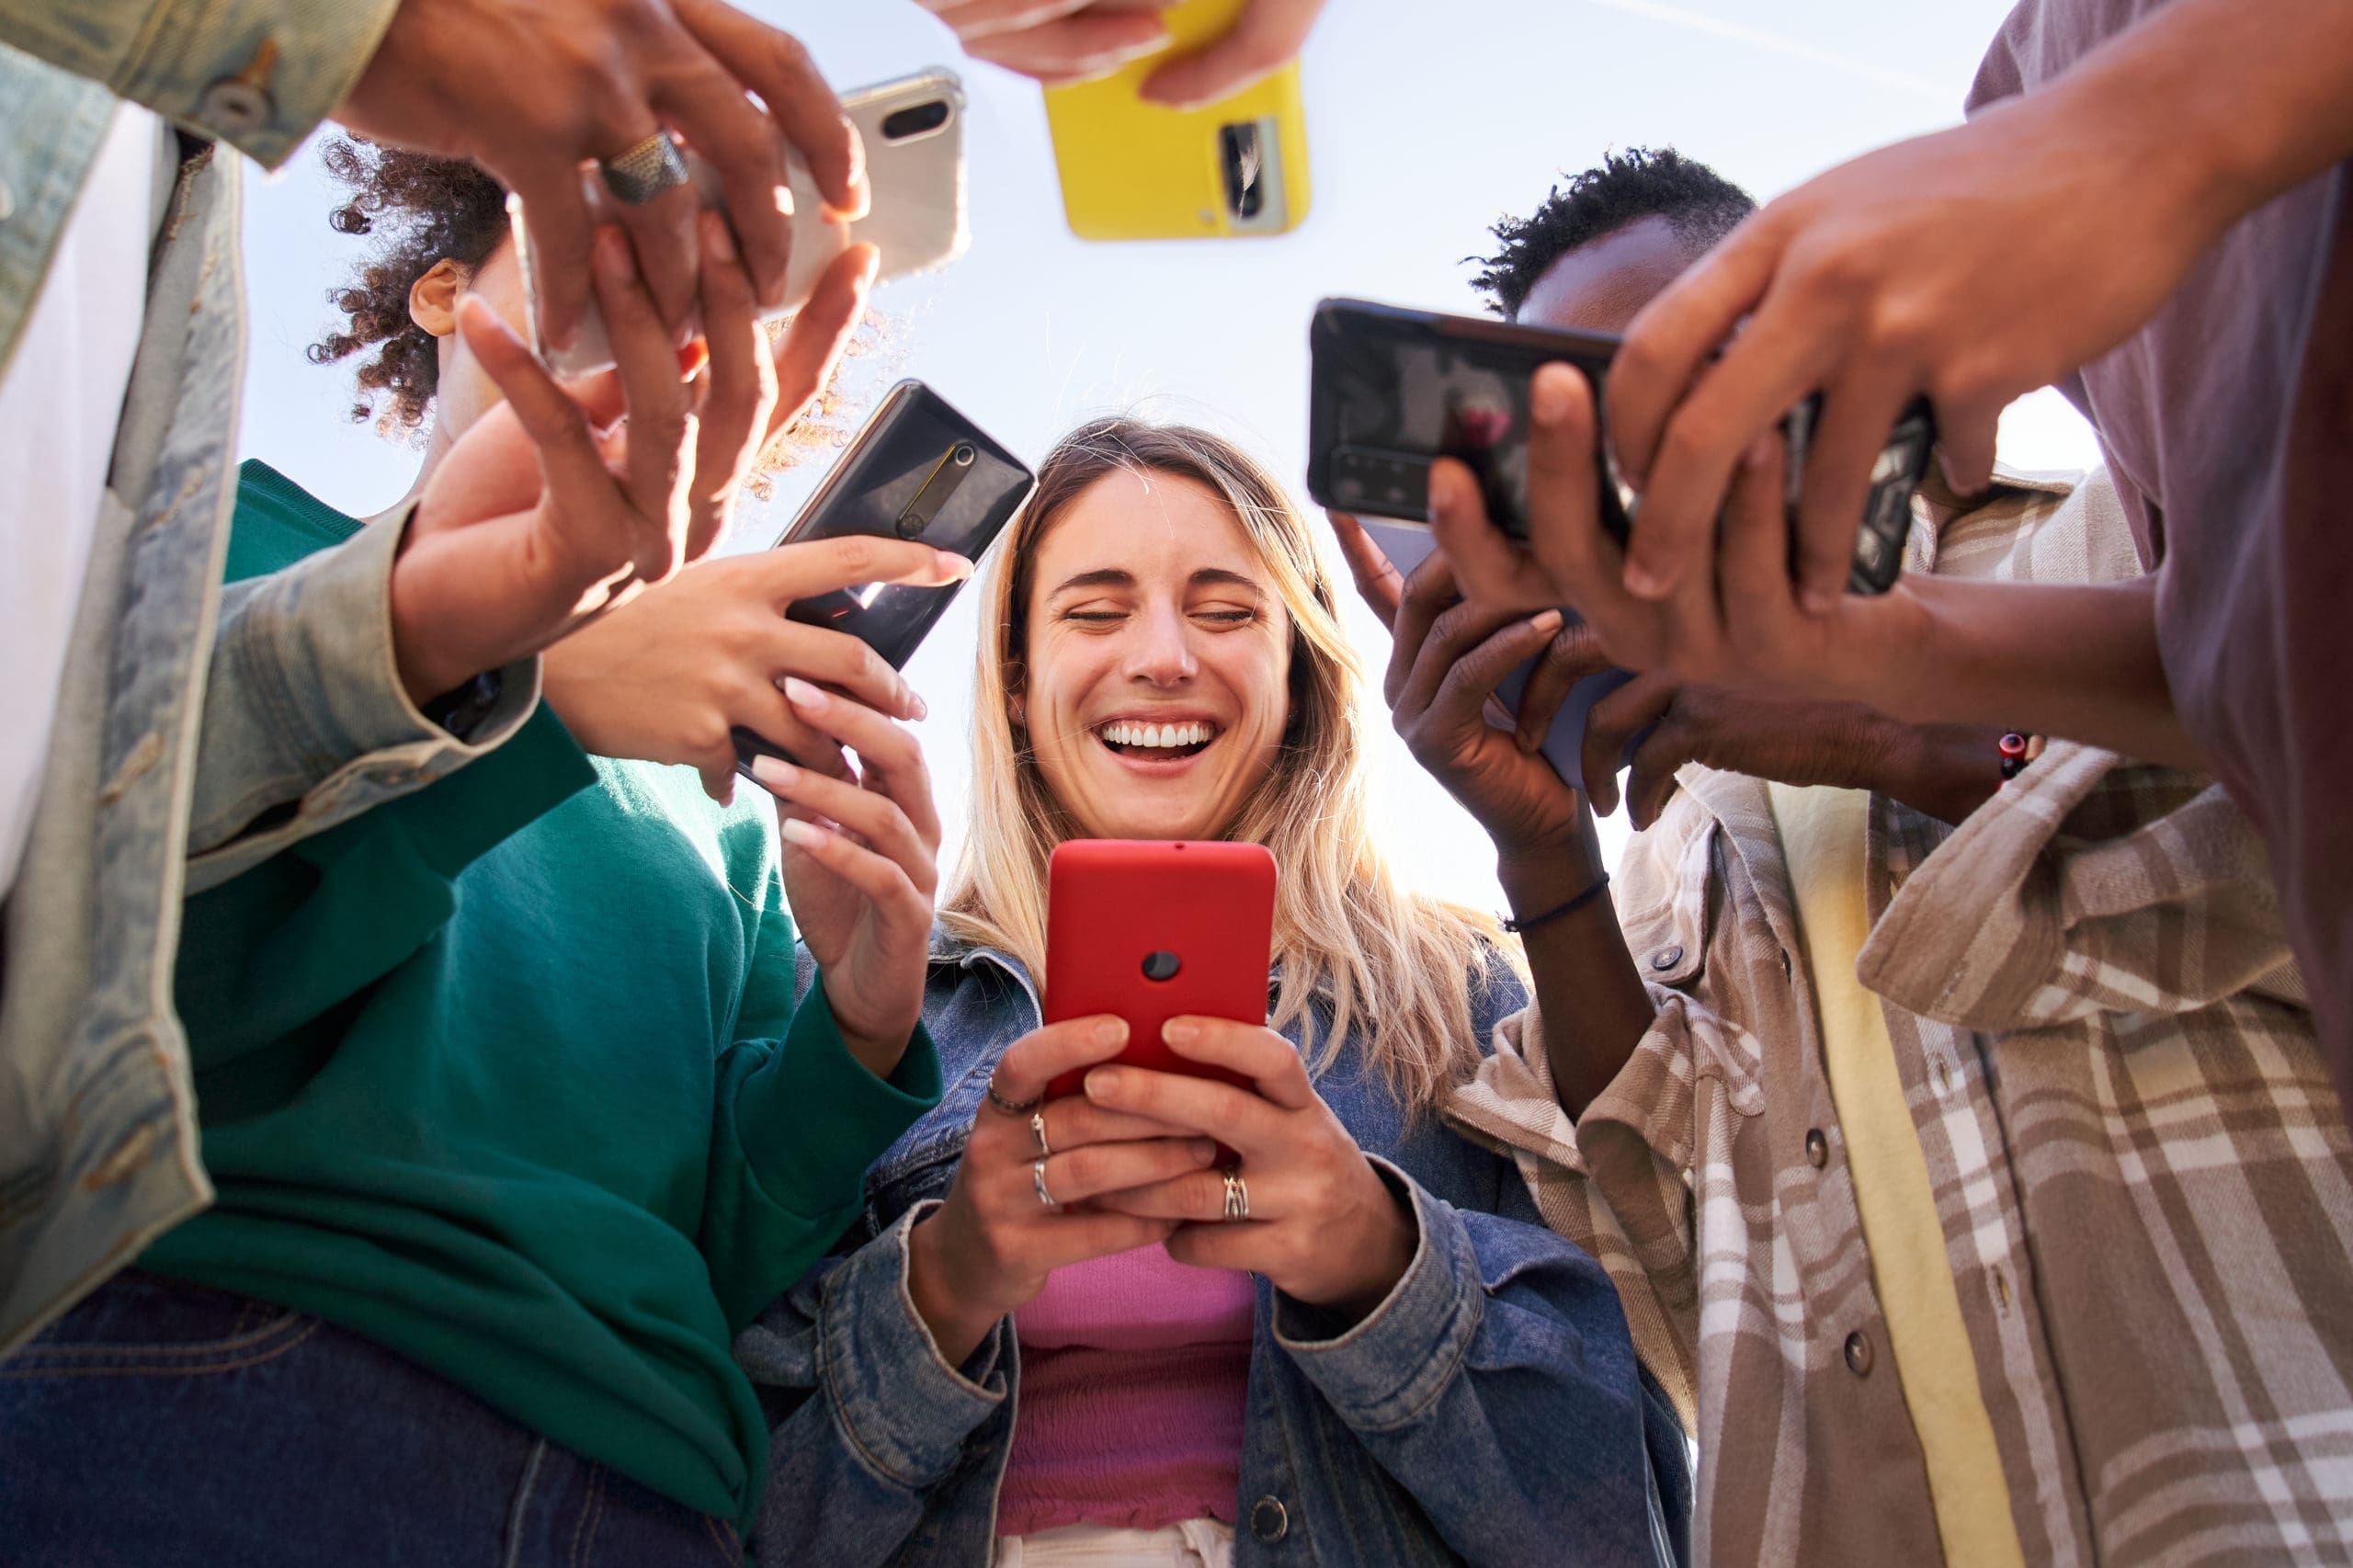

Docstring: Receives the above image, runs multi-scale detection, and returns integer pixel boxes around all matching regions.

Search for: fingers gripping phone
[1304,297,1937,596]
[513,70,972,377]
[730,380,1034,779]
[1041,839,1277,1102]
[1364,518,1638,800]
[1043,0,1313,241]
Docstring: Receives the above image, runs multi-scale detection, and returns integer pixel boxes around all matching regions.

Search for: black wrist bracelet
[1501,872,1611,935]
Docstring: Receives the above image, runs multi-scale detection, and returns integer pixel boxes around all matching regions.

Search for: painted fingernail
[782,676,827,710]
[904,687,928,722]
[594,226,633,279]
[1162,1019,1199,1047]
[1190,1140,1218,1164]
[1095,1017,1128,1047]
[700,210,735,265]
[1530,609,1564,637]
[1087,1066,1124,1096]
[750,755,800,792]
[779,817,826,849]
[936,549,973,582]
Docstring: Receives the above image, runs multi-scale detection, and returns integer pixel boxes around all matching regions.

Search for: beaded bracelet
[1999,731,2047,781]
[1502,873,1612,935]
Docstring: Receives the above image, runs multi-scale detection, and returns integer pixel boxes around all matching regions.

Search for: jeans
[0,1270,743,1568]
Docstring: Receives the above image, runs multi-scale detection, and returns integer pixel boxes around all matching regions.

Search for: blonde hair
[939,418,1505,1112]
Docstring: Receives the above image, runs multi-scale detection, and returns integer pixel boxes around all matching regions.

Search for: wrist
[837,1015,915,1081]
[906,1211,1009,1364]
[1495,834,1605,916]
[1318,1165,1419,1324]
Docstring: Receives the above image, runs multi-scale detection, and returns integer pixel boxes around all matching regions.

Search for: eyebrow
[1047,566,1267,597]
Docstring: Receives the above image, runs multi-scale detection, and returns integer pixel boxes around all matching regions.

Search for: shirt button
[1651,945,1684,971]
[1779,949,1793,979]
[199,78,275,134]
[1845,1330,1874,1378]
[1250,1496,1290,1543]
[1805,1129,1828,1169]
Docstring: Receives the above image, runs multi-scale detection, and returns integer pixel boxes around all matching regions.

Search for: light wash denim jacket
[738,931,1693,1566]
[0,8,537,1353]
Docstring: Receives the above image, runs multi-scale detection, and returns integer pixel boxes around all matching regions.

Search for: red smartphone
[1042,839,1277,1100]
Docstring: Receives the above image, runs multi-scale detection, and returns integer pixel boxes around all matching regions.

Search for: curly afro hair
[1469,147,1756,321]
[307,138,509,431]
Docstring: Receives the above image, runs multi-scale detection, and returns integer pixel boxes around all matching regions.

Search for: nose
[1124,601,1197,686]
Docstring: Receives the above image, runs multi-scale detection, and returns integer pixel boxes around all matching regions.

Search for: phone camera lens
[1141,950,1181,983]
[952,443,976,467]
[881,100,951,142]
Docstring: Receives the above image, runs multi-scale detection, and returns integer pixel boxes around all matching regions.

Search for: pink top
[995,1245,1255,1537]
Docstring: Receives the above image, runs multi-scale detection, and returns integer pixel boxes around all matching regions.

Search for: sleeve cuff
[1273,1157,1483,1431]
[244,504,538,767]
[189,510,541,890]
[818,1204,1008,1488]
[734,982,942,1209]
[118,0,403,166]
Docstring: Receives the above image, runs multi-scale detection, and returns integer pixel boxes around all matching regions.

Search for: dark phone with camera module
[1305,297,1937,596]
[730,380,1034,780]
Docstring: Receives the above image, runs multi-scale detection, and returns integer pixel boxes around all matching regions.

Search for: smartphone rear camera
[1219,122,1265,222]
[952,443,976,467]
[1142,950,1182,983]
[881,100,952,142]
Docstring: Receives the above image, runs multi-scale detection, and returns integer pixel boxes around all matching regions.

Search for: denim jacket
[737,930,1692,1566]
[0,5,536,1354]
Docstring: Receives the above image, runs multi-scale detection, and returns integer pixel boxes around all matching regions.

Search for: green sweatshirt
[147,461,940,1534]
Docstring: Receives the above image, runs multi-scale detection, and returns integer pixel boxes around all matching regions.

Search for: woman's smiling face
[1017,466,1293,843]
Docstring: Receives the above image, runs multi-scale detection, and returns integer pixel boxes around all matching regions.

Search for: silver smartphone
[511,69,970,377]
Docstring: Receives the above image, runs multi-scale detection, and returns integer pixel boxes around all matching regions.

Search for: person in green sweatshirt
[0,146,970,1566]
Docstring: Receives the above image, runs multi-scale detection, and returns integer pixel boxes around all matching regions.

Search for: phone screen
[1309,300,1625,544]
[1307,297,1937,594]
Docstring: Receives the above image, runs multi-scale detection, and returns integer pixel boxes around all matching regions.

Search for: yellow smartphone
[1042,0,1311,242]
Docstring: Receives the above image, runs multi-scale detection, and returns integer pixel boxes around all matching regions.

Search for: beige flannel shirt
[1449,470,2353,1567]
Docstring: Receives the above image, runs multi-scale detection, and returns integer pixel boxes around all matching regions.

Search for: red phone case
[1041,839,1277,1100]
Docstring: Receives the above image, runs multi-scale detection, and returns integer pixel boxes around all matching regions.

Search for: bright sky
[235,0,2099,915]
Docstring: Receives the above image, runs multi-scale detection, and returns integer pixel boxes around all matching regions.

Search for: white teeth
[1099,721,1215,750]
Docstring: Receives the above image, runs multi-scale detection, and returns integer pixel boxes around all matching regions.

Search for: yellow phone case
[1042,0,1312,242]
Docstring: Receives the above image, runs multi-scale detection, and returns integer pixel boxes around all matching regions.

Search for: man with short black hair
[1343,148,2353,1568]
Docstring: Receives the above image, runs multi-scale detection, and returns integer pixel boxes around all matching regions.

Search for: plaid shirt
[1448,471,2353,1567]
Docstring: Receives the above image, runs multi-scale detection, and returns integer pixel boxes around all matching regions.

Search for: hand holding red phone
[1083,1017,1418,1323]
[905,1017,1219,1366]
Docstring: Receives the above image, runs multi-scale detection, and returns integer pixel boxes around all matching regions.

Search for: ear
[408,258,467,338]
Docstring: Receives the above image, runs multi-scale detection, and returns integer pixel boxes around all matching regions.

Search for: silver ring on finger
[598,131,690,206]
[986,1076,1042,1117]
[1222,1165,1250,1223]
[1033,1158,1060,1213]
[1030,1110,1051,1160]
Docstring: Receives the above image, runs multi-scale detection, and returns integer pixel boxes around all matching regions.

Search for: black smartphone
[732,379,1034,778]
[1305,297,1937,596]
